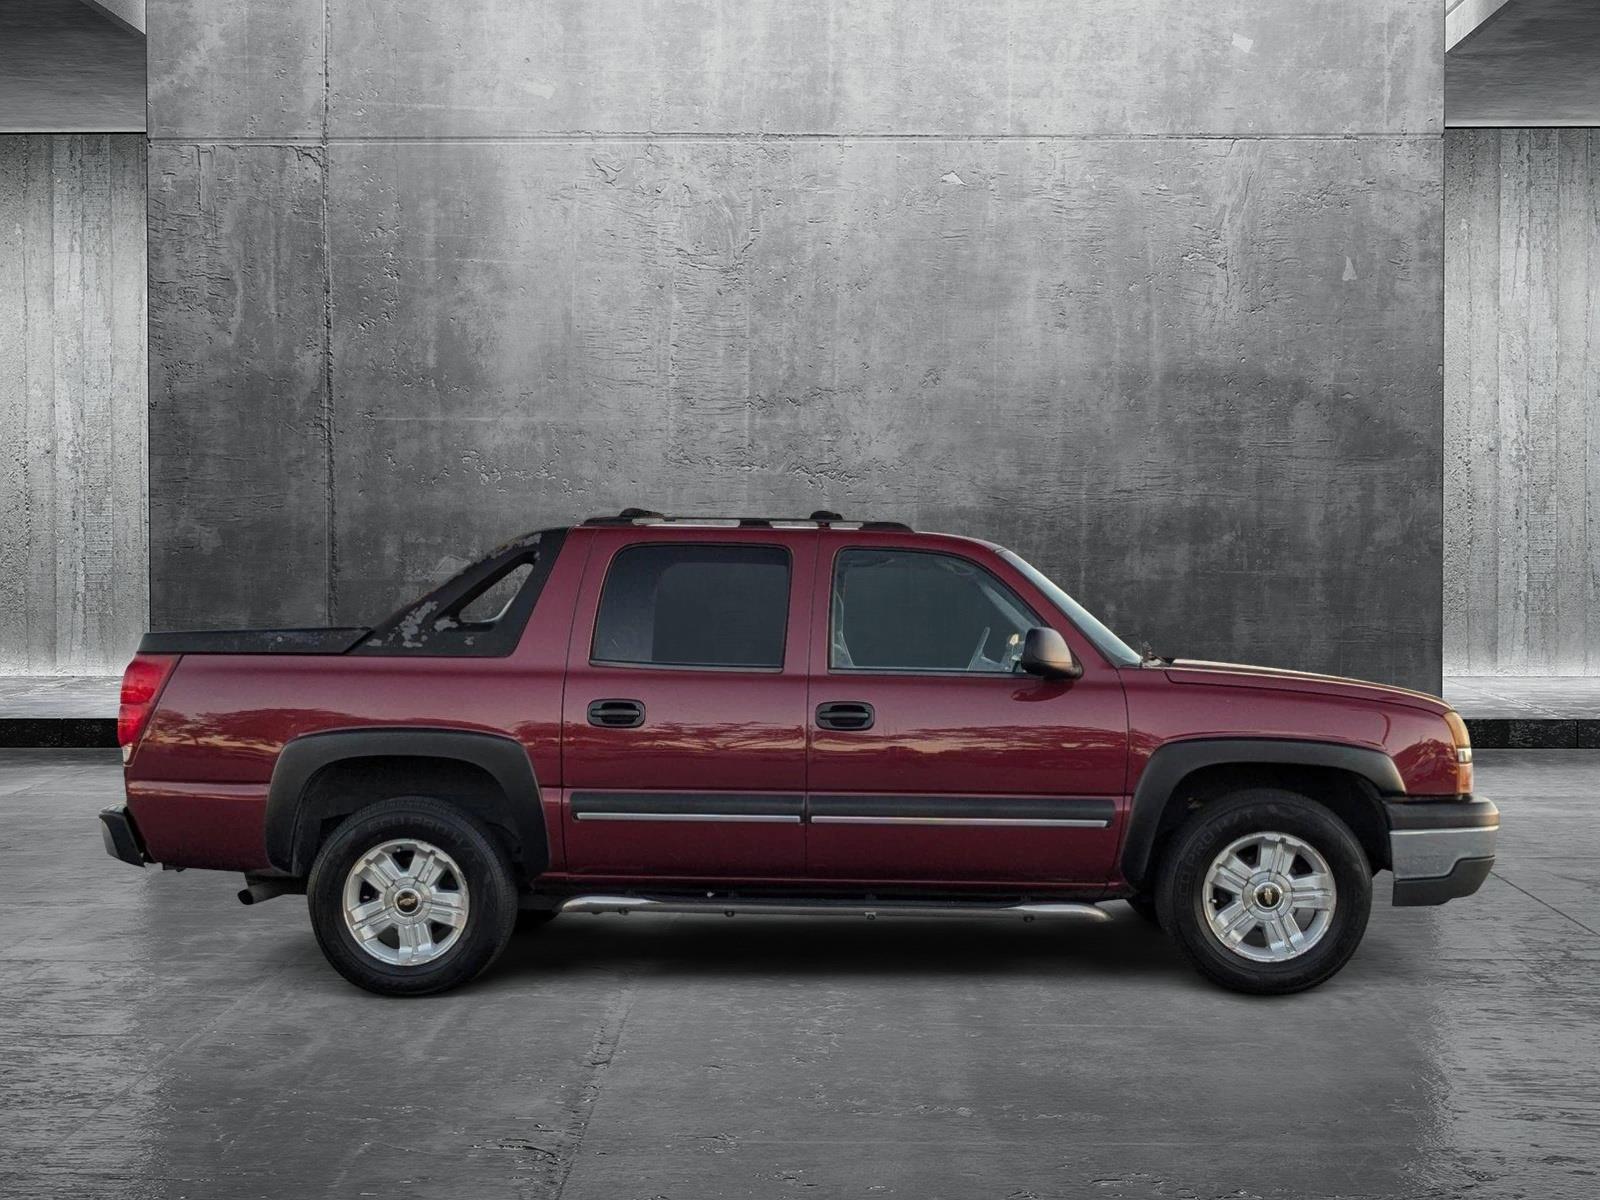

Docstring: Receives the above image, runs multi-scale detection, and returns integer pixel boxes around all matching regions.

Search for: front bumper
[1386,796,1498,906]
[99,805,149,867]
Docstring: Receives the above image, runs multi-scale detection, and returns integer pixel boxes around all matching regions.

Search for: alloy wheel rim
[1202,831,1336,963]
[341,838,470,967]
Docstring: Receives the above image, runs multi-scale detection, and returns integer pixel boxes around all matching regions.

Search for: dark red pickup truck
[101,510,1496,996]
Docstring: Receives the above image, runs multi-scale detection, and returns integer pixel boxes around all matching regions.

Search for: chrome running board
[558,895,1109,922]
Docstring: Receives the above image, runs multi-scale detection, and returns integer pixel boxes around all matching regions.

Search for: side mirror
[1019,627,1083,681]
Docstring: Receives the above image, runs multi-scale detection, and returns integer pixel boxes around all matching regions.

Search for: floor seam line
[1490,869,1600,938]
[548,972,640,1199]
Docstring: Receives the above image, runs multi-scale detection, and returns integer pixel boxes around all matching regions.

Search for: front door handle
[816,701,874,732]
[588,698,645,728]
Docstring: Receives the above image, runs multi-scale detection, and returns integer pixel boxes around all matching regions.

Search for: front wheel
[307,796,519,996]
[1155,789,1372,995]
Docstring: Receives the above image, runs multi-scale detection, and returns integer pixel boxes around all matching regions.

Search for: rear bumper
[1385,796,1498,906]
[99,805,149,867]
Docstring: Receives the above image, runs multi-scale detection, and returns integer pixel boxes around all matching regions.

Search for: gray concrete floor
[1,750,1597,1198]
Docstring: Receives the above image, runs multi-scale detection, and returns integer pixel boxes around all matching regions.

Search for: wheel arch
[1121,739,1402,889]
[266,728,548,880]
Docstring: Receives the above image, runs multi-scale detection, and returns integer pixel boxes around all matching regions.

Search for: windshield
[999,550,1142,668]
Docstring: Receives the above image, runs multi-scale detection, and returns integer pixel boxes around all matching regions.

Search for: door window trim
[825,546,1044,678]
[588,540,794,673]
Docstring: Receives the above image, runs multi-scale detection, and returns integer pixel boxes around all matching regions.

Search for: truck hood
[1160,659,1449,714]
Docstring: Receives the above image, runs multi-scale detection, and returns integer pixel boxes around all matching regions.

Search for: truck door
[804,537,1128,885]
[561,527,815,878]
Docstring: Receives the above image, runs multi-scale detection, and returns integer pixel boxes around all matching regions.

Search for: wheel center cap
[395,889,421,915]
[1255,882,1283,909]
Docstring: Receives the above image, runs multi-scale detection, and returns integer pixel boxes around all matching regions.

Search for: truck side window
[592,544,790,669]
[831,549,1038,673]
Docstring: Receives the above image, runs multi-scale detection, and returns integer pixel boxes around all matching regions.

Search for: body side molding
[1119,738,1405,888]
[808,794,1114,826]
[571,792,804,822]
[265,727,546,876]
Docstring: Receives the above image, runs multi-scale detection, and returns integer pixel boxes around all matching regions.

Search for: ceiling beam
[1447,0,1517,52]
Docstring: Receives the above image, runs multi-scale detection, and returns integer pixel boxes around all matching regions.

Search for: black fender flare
[265,727,547,877]
[1119,738,1404,889]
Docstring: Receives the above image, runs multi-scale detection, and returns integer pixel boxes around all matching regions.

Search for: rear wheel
[1155,788,1371,995]
[307,797,518,996]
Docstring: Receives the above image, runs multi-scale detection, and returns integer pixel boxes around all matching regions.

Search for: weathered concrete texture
[1,749,1596,1197]
[327,136,1445,691]
[324,0,1441,138]
[0,136,147,675]
[145,0,1443,140]
[1444,129,1600,676]
[147,143,330,628]
[1447,0,1600,126]
[0,0,146,133]
[146,0,324,139]
[147,0,1446,690]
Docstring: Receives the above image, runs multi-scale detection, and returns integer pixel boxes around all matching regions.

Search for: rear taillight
[119,654,177,762]
[1444,710,1473,795]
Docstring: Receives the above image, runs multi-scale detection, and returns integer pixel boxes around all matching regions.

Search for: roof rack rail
[581,507,665,526]
[580,509,913,532]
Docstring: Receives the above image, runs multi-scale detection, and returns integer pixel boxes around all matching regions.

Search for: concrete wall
[1445,129,1600,676]
[148,1,1445,690]
[0,135,148,675]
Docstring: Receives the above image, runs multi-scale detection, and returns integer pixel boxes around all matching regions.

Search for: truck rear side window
[355,528,566,657]
[592,545,790,670]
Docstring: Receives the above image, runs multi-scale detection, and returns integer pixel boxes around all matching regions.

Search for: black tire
[1154,788,1371,995]
[1126,893,1162,927]
[307,796,519,997]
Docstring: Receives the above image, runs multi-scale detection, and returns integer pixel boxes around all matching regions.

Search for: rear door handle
[588,698,645,728]
[816,701,874,732]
